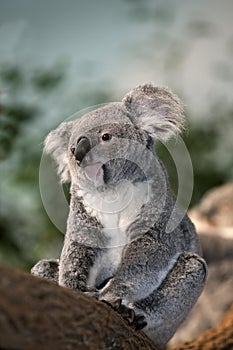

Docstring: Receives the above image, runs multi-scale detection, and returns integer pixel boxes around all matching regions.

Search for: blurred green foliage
[0,64,66,269]
[31,68,64,91]
[0,64,24,87]
[0,105,38,159]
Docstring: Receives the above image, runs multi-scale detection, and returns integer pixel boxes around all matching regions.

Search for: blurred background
[0,0,233,270]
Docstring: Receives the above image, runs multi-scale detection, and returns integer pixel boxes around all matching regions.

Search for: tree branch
[0,264,158,350]
[0,264,232,350]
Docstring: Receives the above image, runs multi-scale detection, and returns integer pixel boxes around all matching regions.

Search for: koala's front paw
[31,259,59,283]
[101,299,147,330]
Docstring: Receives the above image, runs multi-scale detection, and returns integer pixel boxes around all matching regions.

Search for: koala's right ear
[44,121,74,183]
[122,84,185,141]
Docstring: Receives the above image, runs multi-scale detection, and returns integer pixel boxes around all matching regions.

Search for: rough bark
[0,264,158,350]
[0,264,232,350]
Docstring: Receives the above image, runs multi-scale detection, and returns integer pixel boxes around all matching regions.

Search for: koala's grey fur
[31,83,207,347]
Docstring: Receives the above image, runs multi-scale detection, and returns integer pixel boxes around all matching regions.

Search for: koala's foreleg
[131,253,207,347]
[59,234,99,292]
[31,259,59,283]
[99,233,179,303]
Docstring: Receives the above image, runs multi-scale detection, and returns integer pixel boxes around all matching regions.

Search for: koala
[31,84,207,347]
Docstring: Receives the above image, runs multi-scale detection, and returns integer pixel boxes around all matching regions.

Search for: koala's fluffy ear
[122,83,185,141]
[44,121,74,183]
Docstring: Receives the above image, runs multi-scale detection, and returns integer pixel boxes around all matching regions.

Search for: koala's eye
[71,146,75,154]
[101,133,112,141]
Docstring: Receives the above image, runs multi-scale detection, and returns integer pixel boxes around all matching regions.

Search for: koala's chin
[101,159,146,187]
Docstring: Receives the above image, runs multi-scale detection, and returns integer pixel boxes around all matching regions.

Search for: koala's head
[45,84,184,188]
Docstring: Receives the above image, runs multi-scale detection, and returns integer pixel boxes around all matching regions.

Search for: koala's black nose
[74,137,91,165]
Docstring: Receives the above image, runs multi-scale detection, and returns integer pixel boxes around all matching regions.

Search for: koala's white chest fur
[78,180,149,243]
[77,180,150,287]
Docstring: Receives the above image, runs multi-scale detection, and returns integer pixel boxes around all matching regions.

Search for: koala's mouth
[83,162,104,183]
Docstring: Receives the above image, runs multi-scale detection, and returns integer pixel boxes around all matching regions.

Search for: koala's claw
[101,298,147,330]
[117,302,135,325]
[133,314,147,330]
[102,298,134,325]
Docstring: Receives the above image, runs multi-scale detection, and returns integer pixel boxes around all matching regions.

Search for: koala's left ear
[122,83,185,141]
[44,121,74,183]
